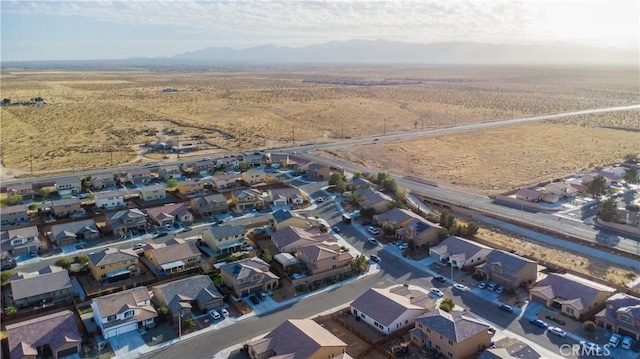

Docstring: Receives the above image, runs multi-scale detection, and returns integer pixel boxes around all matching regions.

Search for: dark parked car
[434,275,446,283]
[529,319,548,329]
[154,232,168,238]
[249,295,260,305]
[1,261,17,271]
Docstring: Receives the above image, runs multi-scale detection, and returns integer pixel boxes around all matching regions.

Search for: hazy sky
[1,0,638,61]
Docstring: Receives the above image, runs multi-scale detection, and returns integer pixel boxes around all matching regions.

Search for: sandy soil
[322,114,640,195]
[1,65,637,173]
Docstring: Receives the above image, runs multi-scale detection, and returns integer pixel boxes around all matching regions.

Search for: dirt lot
[323,115,640,195]
[314,315,371,358]
[1,65,637,173]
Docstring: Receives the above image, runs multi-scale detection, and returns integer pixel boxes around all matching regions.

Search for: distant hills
[172,39,638,65]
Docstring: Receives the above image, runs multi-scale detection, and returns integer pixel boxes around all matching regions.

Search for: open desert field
[0,65,638,174]
[322,111,640,194]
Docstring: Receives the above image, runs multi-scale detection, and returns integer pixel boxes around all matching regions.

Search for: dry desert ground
[1,65,638,185]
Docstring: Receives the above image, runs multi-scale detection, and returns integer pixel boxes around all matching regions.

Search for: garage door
[58,345,78,358]
[104,322,137,338]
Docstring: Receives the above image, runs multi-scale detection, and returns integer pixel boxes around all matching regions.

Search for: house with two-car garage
[91,286,157,339]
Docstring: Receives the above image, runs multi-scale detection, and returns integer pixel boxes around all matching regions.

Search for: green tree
[439,210,456,230]
[353,172,364,179]
[334,179,346,192]
[4,306,17,315]
[437,228,450,241]
[360,207,375,218]
[586,175,607,199]
[583,320,596,333]
[166,178,178,188]
[597,198,620,223]
[623,168,639,184]
[439,298,455,312]
[350,254,369,274]
[157,307,169,323]
[39,188,51,198]
[238,161,249,171]
[1,194,23,207]
[88,193,95,200]
[347,193,365,205]
[381,177,398,193]
[1,271,13,285]
[183,316,196,330]
[328,173,346,186]
[382,223,395,235]
[55,257,73,269]
[28,203,38,211]
[76,254,90,265]
[262,249,272,263]
[376,172,391,184]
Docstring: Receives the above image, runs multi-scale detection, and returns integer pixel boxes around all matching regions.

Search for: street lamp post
[178,311,184,339]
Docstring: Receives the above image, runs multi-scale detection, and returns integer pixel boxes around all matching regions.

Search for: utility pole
[292,127,295,145]
[30,147,33,174]
[341,123,344,138]
[384,118,387,135]
[176,135,180,159]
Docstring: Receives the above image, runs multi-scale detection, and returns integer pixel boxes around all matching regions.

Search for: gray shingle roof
[220,256,271,281]
[145,239,200,265]
[51,197,81,207]
[49,219,99,243]
[209,224,246,239]
[351,288,423,327]
[7,310,81,359]
[375,208,423,225]
[356,188,393,206]
[431,236,492,261]
[482,250,536,273]
[272,209,294,223]
[416,308,489,343]
[93,286,153,318]
[10,265,72,301]
[152,275,222,313]
[88,247,139,267]
[531,273,616,311]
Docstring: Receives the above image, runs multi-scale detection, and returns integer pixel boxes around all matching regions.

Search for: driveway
[108,331,149,359]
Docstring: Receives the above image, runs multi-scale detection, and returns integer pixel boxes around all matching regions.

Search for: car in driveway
[367,226,380,235]
[133,243,145,250]
[498,304,513,313]
[220,308,229,317]
[430,288,444,297]
[208,310,221,320]
[398,243,409,250]
[495,286,507,294]
[529,319,548,329]
[370,255,381,263]
[434,275,446,283]
[332,226,341,233]
[453,283,469,292]
[609,333,621,347]
[248,295,260,305]
[165,224,173,230]
[548,327,567,338]
[478,282,487,289]
[367,238,379,245]
[621,336,633,350]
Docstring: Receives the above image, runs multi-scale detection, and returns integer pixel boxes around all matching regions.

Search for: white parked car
[367,238,379,245]
[398,243,409,250]
[609,333,622,347]
[548,327,567,338]
[220,308,229,317]
[430,288,444,297]
[208,310,221,320]
[621,336,633,350]
[453,283,469,291]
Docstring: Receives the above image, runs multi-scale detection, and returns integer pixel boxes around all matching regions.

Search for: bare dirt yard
[322,111,640,195]
[1,65,637,173]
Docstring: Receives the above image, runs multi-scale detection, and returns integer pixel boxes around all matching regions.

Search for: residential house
[9,265,73,308]
[0,226,39,256]
[515,188,544,202]
[620,209,640,227]
[295,242,355,277]
[246,319,349,359]
[211,173,239,190]
[51,197,82,217]
[231,188,265,210]
[270,209,311,231]
[127,168,152,184]
[241,169,268,185]
[7,183,34,200]
[306,163,331,180]
[268,187,305,207]
[529,273,616,320]
[177,178,207,195]
[0,204,28,226]
[291,157,313,171]
[6,310,82,359]
[544,182,578,199]
[91,286,157,339]
[351,287,428,334]
[190,193,228,217]
[583,170,618,185]
[429,236,492,269]
[202,224,247,254]
[105,208,148,236]
[158,164,183,181]
[267,153,292,168]
[49,219,100,246]
[90,173,116,190]
[220,256,279,297]
[396,218,441,247]
[410,308,491,359]
[272,226,332,253]
[241,154,265,167]
[355,187,394,213]
[152,275,223,321]
[94,190,126,210]
[143,238,201,275]
[596,293,640,341]
[146,203,193,227]
[138,183,167,201]
[87,247,140,283]
[187,159,215,175]
[475,250,538,290]
[374,208,424,229]
[217,156,239,169]
[55,177,82,195]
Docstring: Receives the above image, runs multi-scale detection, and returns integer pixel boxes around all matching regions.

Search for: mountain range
[172,39,637,65]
